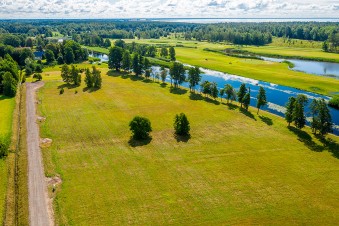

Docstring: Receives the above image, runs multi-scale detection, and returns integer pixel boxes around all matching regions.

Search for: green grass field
[38,67,339,225]
[0,95,16,222]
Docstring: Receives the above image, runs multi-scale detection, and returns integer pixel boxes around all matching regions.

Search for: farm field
[0,95,16,222]
[38,66,339,225]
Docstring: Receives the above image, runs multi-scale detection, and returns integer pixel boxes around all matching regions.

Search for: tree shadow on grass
[259,115,273,126]
[57,83,79,90]
[315,135,339,159]
[224,102,238,110]
[288,126,325,152]
[174,134,191,143]
[240,108,256,121]
[204,97,220,105]
[107,70,129,77]
[142,79,152,83]
[0,95,11,101]
[189,92,204,101]
[128,136,152,147]
[160,83,168,88]
[82,87,100,93]
[170,87,187,95]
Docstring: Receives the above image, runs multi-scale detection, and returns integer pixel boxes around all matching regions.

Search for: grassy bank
[175,47,339,96]
[38,66,339,225]
[0,95,15,223]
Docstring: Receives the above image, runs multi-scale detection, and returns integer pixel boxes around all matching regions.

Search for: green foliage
[114,39,126,48]
[224,84,236,103]
[45,49,55,64]
[285,97,296,126]
[210,82,219,100]
[85,68,93,88]
[160,67,167,83]
[33,73,42,81]
[92,66,102,89]
[2,72,17,97]
[132,53,143,76]
[329,95,339,109]
[0,138,9,158]
[187,66,201,92]
[60,87,64,95]
[122,50,131,71]
[310,99,332,135]
[61,64,71,83]
[174,113,190,136]
[169,47,176,61]
[237,83,247,108]
[64,47,75,64]
[109,46,123,71]
[292,95,308,129]
[71,65,81,86]
[169,62,185,88]
[160,47,168,57]
[129,116,152,140]
[243,93,251,111]
[256,86,267,114]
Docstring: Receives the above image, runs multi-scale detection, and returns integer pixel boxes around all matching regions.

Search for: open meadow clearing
[38,67,339,225]
[0,95,16,222]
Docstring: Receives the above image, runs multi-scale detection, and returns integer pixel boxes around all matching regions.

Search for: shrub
[0,138,9,158]
[174,113,190,136]
[33,73,42,81]
[329,95,339,109]
[59,88,64,95]
[129,116,152,140]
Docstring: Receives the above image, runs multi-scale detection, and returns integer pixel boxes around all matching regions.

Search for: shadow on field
[288,126,325,152]
[240,108,256,121]
[57,83,79,90]
[160,83,168,88]
[82,87,100,93]
[315,135,339,159]
[225,103,238,110]
[128,137,152,147]
[189,92,204,101]
[0,95,11,101]
[259,115,273,126]
[142,79,152,83]
[170,87,187,95]
[175,134,191,143]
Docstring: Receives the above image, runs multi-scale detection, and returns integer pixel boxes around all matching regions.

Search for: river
[152,66,339,135]
[261,56,339,78]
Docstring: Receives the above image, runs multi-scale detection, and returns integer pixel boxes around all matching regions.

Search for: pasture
[38,67,339,225]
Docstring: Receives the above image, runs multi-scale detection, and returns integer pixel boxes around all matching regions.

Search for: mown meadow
[38,66,339,225]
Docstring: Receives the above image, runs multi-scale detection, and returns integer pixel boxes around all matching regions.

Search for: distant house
[34,51,44,60]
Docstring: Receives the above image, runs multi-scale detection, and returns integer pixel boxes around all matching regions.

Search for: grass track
[0,95,16,223]
[38,68,339,225]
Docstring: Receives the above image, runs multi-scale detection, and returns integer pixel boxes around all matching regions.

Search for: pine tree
[256,86,267,114]
[243,93,251,111]
[285,97,296,126]
[85,68,93,88]
[237,83,247,108]
[292,95,308,129]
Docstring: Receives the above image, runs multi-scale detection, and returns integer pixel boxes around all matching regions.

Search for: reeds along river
[151,66,339,135]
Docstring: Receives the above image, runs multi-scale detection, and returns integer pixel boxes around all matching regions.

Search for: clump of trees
[169,62,185,88]
[85,66,102,89]
[0,138,9,158]
[187,66,201,92]
[61,64,81,86]
[256,86,267,114]
[33,73,42,81]
[0,54,19,97]
[129,116,152,140]
[285,95,332,136]
[174,113,190,136]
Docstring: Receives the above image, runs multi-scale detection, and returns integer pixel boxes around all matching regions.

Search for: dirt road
[26,82,53,226]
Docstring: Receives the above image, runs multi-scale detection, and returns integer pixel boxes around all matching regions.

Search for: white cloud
[0,0,338,19]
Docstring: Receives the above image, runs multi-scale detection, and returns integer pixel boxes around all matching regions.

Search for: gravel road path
[26,82,53,226]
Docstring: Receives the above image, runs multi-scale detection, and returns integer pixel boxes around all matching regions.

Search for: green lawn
[39,67,339,225]
[0,95,16,222]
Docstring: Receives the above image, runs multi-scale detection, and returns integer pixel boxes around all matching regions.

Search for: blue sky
[0,0,338,19]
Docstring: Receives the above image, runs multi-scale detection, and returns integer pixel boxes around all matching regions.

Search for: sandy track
[26,82,53,226]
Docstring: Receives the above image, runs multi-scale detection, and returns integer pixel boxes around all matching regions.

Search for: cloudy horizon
[0,0,338,19]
